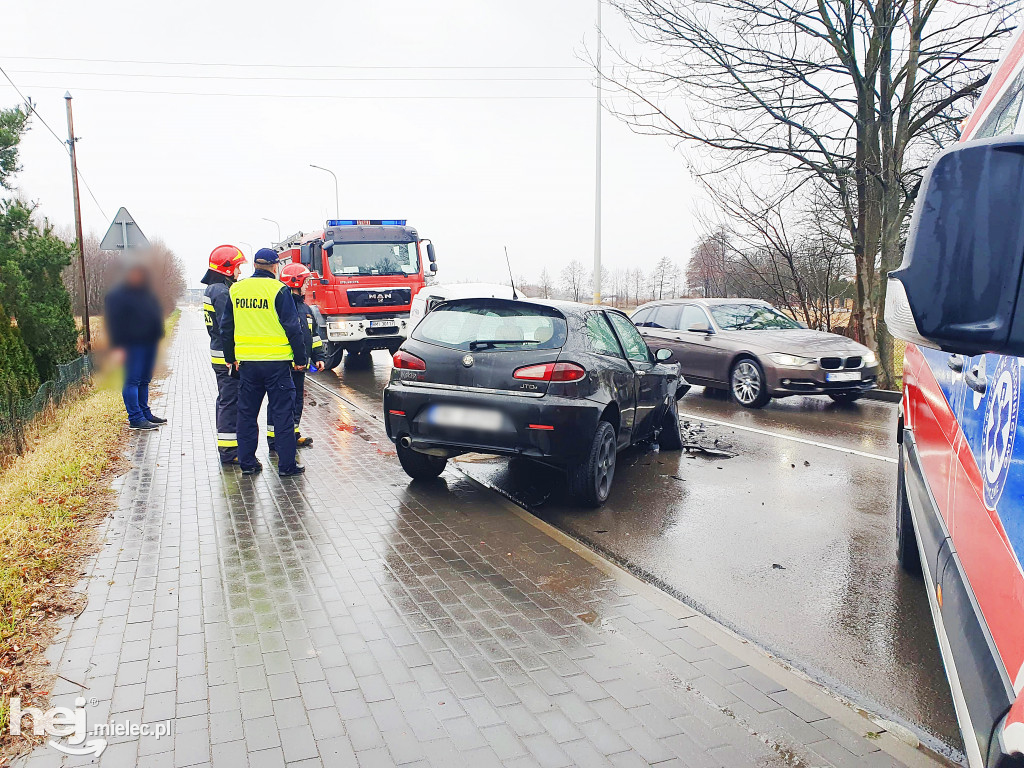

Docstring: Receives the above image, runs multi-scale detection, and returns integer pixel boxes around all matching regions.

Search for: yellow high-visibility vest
[229,277,293,361]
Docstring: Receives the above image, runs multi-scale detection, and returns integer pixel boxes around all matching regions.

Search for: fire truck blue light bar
[327,220,407,226]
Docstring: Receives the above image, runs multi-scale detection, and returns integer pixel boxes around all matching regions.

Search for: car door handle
[965,365,987,394]
[947,354,965,372]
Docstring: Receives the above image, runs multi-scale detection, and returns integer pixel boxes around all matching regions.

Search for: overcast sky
[2,0,700,290]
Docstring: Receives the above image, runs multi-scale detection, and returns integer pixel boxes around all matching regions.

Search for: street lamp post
[309,164,340,219]
[261,218,282,244]
[593,0,602,305]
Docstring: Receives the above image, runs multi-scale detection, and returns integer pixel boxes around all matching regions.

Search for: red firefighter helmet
[280,262,311,290]
[208,245,246,276]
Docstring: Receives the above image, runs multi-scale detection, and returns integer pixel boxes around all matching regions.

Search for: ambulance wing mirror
[886,137,1024,357]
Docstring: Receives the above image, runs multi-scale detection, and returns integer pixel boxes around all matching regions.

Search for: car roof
[636,298,771,309]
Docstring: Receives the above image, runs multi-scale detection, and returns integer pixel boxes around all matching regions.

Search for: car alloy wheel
[596,429,616,499]
[732,360,762,405]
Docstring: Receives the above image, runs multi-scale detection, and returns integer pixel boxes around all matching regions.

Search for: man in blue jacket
[104,264,166,430]
[221,248,307,477]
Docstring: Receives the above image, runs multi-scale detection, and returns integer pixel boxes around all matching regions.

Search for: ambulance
[886,27,1024,768]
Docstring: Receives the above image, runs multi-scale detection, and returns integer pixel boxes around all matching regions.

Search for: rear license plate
[826,371,861,382]
[427,405,503,431]
[368,320,397,328]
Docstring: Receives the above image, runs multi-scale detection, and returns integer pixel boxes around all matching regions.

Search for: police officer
[269,263,325,451]
[201,245,247,464]
[221,248,307,477]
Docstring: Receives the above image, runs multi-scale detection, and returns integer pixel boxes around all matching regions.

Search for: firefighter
[201,244,247,463]
[268,263,326,452]
[221,248,307,477]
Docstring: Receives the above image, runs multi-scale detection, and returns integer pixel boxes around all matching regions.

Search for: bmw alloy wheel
[732,360,762,405]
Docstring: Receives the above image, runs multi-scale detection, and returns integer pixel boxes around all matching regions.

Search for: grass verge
[0,308,181,762]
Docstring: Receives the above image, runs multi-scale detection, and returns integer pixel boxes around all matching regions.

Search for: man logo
[462,355,474,368]
[982,356,1020,509]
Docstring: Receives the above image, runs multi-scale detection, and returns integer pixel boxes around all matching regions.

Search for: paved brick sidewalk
[16,310,938,768]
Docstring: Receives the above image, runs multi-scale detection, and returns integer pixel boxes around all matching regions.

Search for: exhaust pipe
[399,436,412,448]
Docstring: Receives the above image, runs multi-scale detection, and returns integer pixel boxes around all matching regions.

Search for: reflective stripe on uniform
[267,429,275,438]
[217,431,238,448]
[211,350,226,365]
[203,301,215,311]
[312,335,323,349]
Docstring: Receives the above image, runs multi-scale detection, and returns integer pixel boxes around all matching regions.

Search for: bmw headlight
[769,353,815,367]
[862,350,878,366]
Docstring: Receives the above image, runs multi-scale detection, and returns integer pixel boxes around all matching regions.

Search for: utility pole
[65,92,90,349]
[310,164,340,219]
[593,0,602,305]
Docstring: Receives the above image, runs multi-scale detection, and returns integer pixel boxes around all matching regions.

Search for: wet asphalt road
[306,352,963,760]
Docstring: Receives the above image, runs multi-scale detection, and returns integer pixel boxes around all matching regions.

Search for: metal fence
[0,355,93,459]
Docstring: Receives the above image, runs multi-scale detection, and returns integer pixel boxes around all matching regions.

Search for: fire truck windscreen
[327,242,420,277]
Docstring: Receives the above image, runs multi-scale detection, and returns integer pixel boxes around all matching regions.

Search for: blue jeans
[123,343,158,423]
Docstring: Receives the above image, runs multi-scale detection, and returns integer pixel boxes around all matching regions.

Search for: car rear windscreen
[412,302,568,352]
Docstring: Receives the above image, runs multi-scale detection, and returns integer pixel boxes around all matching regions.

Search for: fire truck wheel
[345,350,373,369]
[323,343,345,370]
[397,443,447,480]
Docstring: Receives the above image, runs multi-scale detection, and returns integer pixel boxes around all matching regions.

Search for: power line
[0,64,66,147]
[0,54,588,70]
[7,69,591,83]
[4,84,592,100]
[0,64,108,220]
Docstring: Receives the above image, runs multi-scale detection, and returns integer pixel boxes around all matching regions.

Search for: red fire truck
[279,219,437,369]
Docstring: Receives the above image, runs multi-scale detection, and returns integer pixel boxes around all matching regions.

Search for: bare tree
[63,233,186,317]
[687,230,732,297]
[607,0,1016,386]
[702,177,853,329]
[538,268,554,299]
[629,267,646,306]
[561,259,588,302]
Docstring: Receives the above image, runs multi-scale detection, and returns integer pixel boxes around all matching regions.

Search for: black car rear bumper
[383,381,603,464]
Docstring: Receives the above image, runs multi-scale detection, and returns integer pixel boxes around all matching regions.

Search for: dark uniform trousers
[268,370,305,450]
[237,361,298,473]
[215,366,239,463]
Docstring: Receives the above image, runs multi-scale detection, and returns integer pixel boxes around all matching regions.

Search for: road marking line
[678,411,897,464]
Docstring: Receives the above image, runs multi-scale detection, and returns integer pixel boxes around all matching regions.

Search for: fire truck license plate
[428,405,503,431]
[826,371,861,382]
[368,320,397,328]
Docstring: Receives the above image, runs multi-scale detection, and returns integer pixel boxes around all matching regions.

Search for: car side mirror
[426,242,436,263]
[655,348,673,362]
[688,323,713,334]
[886,136,1024,356]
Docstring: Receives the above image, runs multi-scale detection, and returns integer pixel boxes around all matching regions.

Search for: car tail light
[513,362,586,382]
[393,350,426,370]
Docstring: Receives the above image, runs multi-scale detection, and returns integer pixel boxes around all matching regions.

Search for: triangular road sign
[100,207,150,251]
